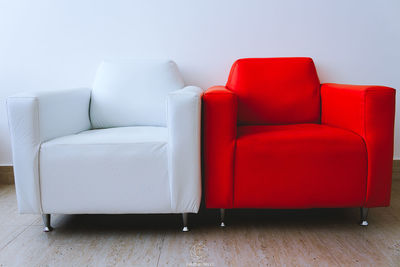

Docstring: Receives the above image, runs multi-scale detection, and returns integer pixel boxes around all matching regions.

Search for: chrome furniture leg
[360,207,369,226]
[182,213,189,232]
[42,214,53,232]
[220,208,225,227]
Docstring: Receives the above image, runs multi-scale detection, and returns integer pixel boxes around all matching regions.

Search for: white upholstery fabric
[40,127,172,214]
[7,60,202,216]
[6,88,91,213]
[167,86,203,212]
[90,59,185,128]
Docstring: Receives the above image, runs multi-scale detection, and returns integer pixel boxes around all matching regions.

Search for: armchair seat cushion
[39,126,172,213]
[234,124,367,208]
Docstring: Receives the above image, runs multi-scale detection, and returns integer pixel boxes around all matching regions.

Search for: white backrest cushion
[90,59,184,128]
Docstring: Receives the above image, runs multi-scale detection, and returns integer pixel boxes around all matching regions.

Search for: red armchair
[203,58,396,226]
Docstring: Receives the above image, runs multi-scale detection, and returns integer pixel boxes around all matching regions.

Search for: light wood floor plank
[0,173,398,266]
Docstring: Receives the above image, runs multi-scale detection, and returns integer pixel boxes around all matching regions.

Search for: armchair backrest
[90,59,185,128]
[226,58,321,125]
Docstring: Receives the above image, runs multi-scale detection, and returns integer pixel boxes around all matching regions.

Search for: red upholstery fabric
[203,58,396,211]
[234,124,367,208]
[203,86,237,208]
[321,84,396,207]
[226,58,320,125]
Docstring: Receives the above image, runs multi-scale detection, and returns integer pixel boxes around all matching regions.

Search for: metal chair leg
[42,214,53,232]
[360,207,369,226]
[220,208,226,227]
[182,213,189,232]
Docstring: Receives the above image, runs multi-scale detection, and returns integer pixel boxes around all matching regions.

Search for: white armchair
[7,60,202,232]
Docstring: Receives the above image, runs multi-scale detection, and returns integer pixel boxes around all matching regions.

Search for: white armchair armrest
[167,86,203,213]
[7,88,91,213]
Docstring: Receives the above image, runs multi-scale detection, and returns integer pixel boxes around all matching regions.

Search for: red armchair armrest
[203,86,238,208]
[321,83,396,207]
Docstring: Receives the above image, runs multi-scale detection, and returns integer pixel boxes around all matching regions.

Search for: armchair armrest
[7,88,91,213]
[167,85,203,212]
[321,83,396,207]
[203,86,238,208]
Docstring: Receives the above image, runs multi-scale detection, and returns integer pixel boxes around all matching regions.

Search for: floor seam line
[0,224,31,251]
[156,232,166,267]
[0,214,41,252]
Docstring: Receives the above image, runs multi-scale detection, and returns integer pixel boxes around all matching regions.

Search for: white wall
[0,0,399,164]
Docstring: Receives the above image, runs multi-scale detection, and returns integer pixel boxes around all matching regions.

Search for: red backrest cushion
[226,58,321,125]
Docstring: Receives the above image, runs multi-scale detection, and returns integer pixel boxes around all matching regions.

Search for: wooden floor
[0,174,399,266]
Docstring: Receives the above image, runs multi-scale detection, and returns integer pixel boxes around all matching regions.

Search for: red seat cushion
[226,58,321,125]
[234,124,367,208]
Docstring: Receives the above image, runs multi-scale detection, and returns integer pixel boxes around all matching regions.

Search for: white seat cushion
[39,127,172,214]
[90,59,185,128]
